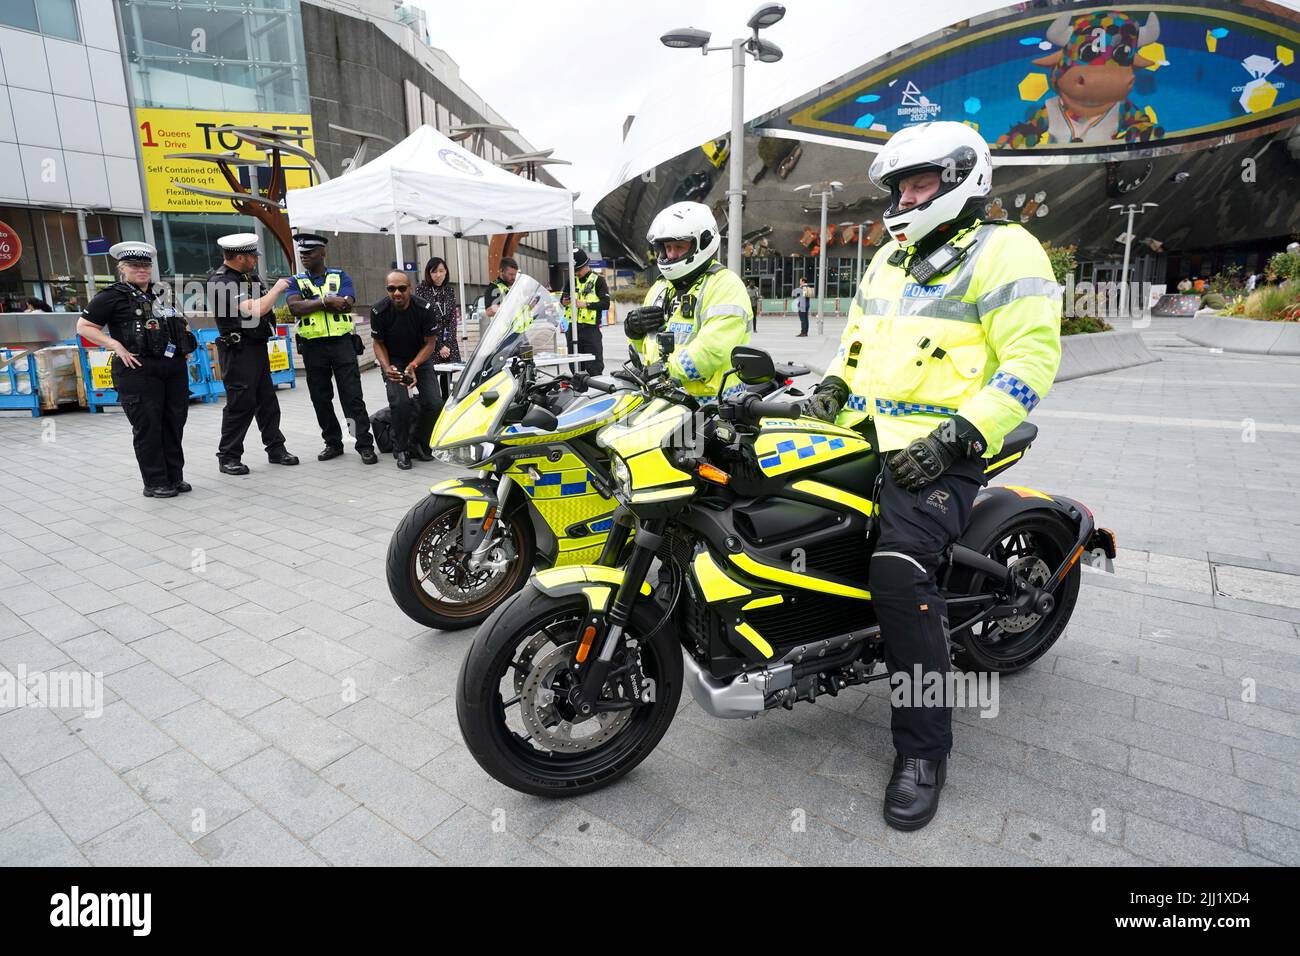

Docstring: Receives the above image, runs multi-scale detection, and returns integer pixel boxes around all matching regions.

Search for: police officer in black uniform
[76,242,196,498]
[207,233,300,475]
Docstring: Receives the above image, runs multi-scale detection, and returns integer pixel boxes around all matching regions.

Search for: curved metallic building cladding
[596,1,1300,297]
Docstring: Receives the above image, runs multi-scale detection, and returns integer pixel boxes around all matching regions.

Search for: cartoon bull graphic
[997,10,1164,148]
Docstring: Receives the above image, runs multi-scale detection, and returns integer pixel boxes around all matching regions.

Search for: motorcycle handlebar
[571,373,618,394]
[742,395,804,421]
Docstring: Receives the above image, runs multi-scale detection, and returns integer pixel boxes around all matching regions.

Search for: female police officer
[76,241,197,498]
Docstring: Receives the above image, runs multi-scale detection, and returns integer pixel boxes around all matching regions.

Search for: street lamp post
[795,181,842,337]
[661,4,786,274]
[1110,202,1158,318]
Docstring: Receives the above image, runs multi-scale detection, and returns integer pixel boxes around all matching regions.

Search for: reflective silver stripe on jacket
[895,296,981,323]
[853,288,892,315]
[701,303,747,319]
[976,277,1061,317]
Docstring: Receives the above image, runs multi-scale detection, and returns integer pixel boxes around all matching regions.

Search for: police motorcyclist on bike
[805,121,1062,831]
[623,201,752,401]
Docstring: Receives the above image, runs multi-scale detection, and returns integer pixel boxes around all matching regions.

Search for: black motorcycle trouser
[870,463,983,761]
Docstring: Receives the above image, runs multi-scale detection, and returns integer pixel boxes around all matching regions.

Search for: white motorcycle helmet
[647,201,720,282]
[868,121,992,246]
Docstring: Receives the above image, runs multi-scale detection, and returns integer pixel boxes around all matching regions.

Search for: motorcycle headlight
[433,444,484,466]
[610,454,631,494]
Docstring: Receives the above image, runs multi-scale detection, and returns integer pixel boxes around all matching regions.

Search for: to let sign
[0,220,21,272]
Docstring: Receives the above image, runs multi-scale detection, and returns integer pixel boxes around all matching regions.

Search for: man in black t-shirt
[370,270,442,470]
[207,233,299,475]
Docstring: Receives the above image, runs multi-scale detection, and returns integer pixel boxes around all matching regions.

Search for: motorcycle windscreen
[453,273,570,403]
[430,368,517,448]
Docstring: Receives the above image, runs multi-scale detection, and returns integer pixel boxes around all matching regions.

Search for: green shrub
[1266,251,1300,283]
[1242,284,1300,320]
[1061,315,1111,335]
[1201,292,1227,310]
[1040,241,1077,286]
[757,137,796,167]
[1206,265,1244,296]
[611,286,650,304]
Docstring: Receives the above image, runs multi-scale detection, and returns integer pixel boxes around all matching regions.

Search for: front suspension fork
[463,471,512,567]
[570,519,664,717]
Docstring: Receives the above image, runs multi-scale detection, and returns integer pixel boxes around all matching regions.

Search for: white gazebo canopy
[285,124,576,338]
[286,123,574,238]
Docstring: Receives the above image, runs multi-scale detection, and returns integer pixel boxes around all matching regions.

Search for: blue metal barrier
[78,342,208,412]
[198,326,296,400]
[0,347,41,417]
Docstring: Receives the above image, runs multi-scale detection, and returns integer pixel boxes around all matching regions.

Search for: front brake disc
[519,643,631,754]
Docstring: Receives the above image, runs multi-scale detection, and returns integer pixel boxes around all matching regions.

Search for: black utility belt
[217,332,269,347]
[116,348,180,361]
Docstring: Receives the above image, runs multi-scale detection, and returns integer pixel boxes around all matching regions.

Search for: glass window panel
[122,0,308,113]
[0,0,39,32]
[36,0,79,40]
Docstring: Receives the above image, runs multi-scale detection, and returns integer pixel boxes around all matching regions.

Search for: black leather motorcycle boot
[883,754,947,831]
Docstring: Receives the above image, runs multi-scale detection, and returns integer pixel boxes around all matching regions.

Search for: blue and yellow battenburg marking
[523,469,596,499]
[760,433,847,469]
[752,419,869,477]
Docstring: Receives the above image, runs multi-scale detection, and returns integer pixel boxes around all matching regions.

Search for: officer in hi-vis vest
[621,201,751,402]
[560,248,609,375]
[286,234,377,464]
[805,121,1062,832]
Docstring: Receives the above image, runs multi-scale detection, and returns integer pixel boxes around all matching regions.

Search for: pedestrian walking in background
[796,277,811,336]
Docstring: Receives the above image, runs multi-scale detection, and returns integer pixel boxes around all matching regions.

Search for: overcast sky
[407,0,883,207]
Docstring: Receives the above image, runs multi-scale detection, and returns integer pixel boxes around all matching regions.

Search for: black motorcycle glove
[624,305,666,339]
[805,376,849,422]
[887,416,988,491]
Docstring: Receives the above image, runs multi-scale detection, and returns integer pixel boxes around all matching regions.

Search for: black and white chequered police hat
[217,233,260,255]
[109,241,156,263]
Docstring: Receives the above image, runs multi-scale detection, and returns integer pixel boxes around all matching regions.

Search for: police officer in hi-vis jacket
[806,121,1062,831]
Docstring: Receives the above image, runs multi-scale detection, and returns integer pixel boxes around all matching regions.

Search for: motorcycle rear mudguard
[955,485,1110,592]
[532,565,653,614]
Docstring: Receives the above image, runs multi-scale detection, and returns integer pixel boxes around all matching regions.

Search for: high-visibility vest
[566,272,602,325]
[634,261,752,400]
[293,270,353,340]
[825,220,1062,457]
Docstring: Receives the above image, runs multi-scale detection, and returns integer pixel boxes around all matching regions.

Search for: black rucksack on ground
[372,405,394,453]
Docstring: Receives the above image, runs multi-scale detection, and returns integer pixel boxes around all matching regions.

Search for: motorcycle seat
[984,421,1037,477]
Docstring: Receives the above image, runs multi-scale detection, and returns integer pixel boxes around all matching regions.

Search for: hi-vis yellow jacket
[632,261,752,399]
[825,221,1061,456]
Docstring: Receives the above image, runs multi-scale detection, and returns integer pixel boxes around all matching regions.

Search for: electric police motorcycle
[385,275,807,631]
[456,341,1117,796]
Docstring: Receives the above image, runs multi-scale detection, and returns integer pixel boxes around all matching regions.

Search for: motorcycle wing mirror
[520,404,559,431]
[655,330,676,357]
[731,346,776,385]
[627,345,643,370]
